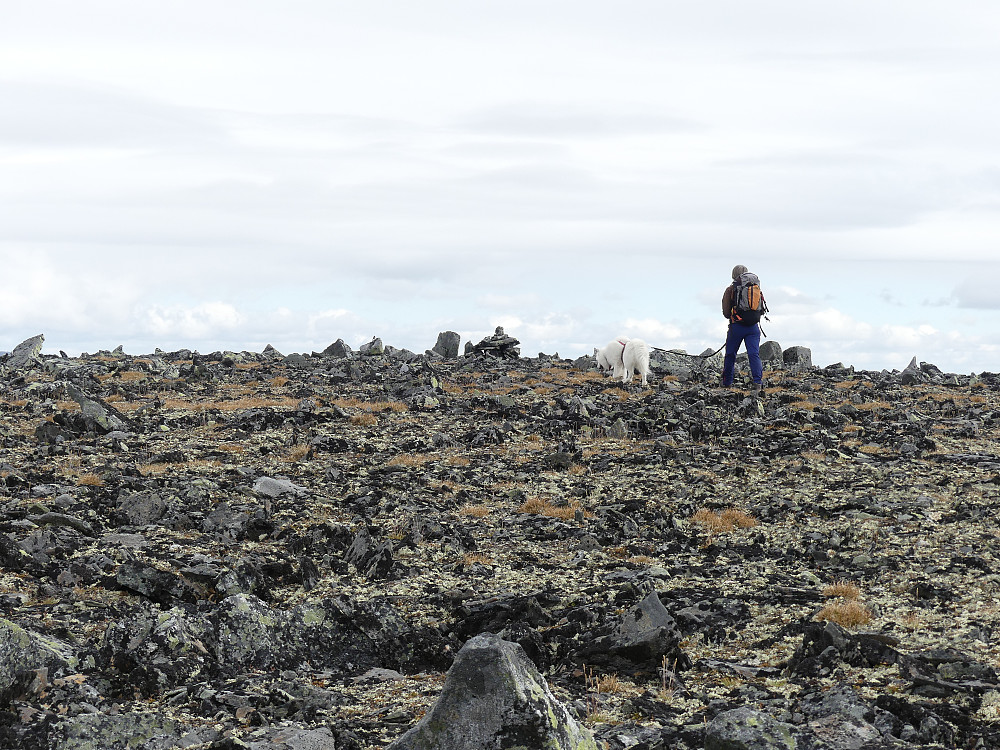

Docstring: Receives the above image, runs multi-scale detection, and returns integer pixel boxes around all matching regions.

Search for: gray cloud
[953,277,1000,309]
[459,103,704,137]
[0,80,226,148]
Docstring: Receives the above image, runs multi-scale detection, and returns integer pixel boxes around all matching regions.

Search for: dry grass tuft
[823,581,862,600]
[691,507,758,534]
[816,600,872,628]
[140,459,222,476]
[386,453,433,468]
[285,444,311,462]
[458,504,490,518]
[517,497,585,521]
[75,473,105,487]
[350,413,378,427]
[462,552,493,566]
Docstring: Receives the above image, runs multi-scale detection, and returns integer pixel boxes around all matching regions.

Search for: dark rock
[3,333,45,371]
[0,618,75,696]
[704,706,797,750]
[388,633,596,750]
[782,346,812,368]
[759,340,782,365]
[322,338,353,358]
[471,326,521,359]
[432,331,461,359]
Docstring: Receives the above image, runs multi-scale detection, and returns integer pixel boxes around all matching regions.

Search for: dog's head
[595,347,609,370]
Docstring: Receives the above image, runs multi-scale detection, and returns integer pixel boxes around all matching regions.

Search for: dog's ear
[593,347,598,356]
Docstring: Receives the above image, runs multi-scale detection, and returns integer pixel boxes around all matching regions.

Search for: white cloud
[139,302,244,340]
[621,318,683,342]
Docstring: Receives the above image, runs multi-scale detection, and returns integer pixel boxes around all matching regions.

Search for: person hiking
[721,264,766,394]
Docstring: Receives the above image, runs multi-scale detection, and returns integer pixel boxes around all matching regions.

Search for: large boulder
[51,712,218,750]
[0,618,76,696]
[213,593,444,676]
[4,333,45,372]
[432,330,461,359]
[359,337,385,356]
[650,349,706,380]
[759,340,782,366]
[783,346,812,368]
[389,633,597,750]
[614,591,686,665]
[65,383,129,433]
[900,356,927,385]
[705,706,797,750]
[322,338,353,358]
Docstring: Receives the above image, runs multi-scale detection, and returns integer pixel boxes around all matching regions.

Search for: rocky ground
[1,330,999,749]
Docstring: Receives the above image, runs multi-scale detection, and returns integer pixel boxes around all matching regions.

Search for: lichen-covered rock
[613,590,685,666]
[4,333,45,371]
[759,340,782,364]
[432,331,461,359]
[247,726,338,749]
[782,345,812,368]
[213,593,445,675]
[65,382,129,433]
[705,706,797,750]
[51,711,219,750]
[0,618,75,695]
[99,604,214,695]
[388,633,596,750]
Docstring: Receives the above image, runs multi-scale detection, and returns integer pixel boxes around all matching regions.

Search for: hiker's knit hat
[732,264,748,280]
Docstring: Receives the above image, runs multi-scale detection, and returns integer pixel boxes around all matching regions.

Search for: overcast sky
[3,1,999,374]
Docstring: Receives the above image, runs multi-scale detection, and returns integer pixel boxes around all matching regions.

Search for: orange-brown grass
[629,555,657,565]
[270,376,289,387]
[285,445,311,462]
[823,581,861,600]
[444,455,472,467]
[591,672,624,694]
[76,473,105,486]
[458,504,490,518]
[816,601,872,628]
[140,459,222,476]
[157,395,299,412]
[386,453,433,468]
[462,553,493,566]
[333,397,407,414]
[800,451,827,461]
[350,413,378,427]
[690,507,758,534]
[517,497,586,520]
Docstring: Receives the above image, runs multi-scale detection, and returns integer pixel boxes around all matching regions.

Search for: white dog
[596,337,629,378]
[620,338,650,385]
[596,337,650,385]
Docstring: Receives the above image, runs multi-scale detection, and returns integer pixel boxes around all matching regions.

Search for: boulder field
[1,332,999,749]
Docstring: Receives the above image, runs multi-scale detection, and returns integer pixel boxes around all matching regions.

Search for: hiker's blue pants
[722,323,762,386]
